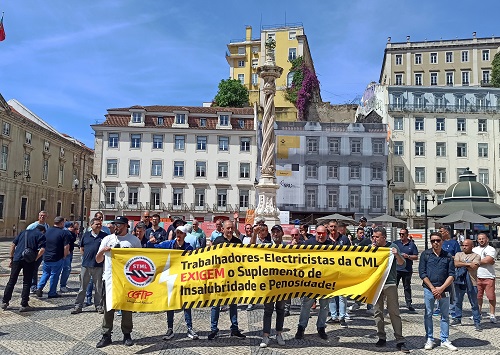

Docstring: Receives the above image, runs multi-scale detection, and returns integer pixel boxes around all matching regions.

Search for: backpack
[21,231,38,263]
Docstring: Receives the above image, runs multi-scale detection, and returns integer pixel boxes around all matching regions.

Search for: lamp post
[73,178,93,236]
[14,170,31,182]
[417,190,435,250]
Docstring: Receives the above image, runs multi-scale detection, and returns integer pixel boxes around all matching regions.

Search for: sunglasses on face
[431,239,442,243]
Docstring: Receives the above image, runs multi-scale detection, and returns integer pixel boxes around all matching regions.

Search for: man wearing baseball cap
[95,216,142,348]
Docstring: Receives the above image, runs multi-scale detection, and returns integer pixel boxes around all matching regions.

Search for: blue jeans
[37,259,64,297]
[424,287,450,342]
[329,296,347,319]
[167,308,193,329]
[454,275,481,324]
[210,304,238,332]
[86,277,93,300]
[299,297,329,329]
[59,252,73,288]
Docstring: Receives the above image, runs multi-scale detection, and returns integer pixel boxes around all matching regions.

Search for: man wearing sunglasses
[394,228,419,312]
[419,232,457,351]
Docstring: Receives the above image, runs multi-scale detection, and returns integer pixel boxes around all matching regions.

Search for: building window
[58,164,64,185]
[238,60,245,67]
[286,72,294,87]
[105,188,116,206]
[456,96,466,110]
[173,161,184,177]
[394,141,404,155]
[445,51,453,63]
[130,134,141,148]
[306,163,318,179]
[430,72,438,85]
[395,54,402,65]
[457,118,466,132]
[349,189,360,209]
[252,73,258,85]
[327,163,339,179]
[479,169,489,184]
[461,50,469,62]
[414,73,422,85]
[239,190,249,208]
[415,117,424,131]
[393,94,403,107]
[195,188,205,207]
[289,31,296,40]
[415,53,422,64]
[477,97,486,109]
[195,161,206,177]
[175,114,186,124]
[371,189,383,209]
[240,163,250,178]
[42,159,49,181]
[415,142,425,156]
[395,74,403,85]
[307,138,318,153]
[25,132,32,145]
[435,95,445,108]
[199,118,206,127]
[436,168,447,183]
[173,188,183,206]
[394,166,404,182]
[482,49,490,61]
[151,160,162,176]
[0,145,7,171]
[219,136,229,151]
[415,167,425,183]
[107,159,117,175]
[217,189,227,207]
[240,137,251,152]
[350,139,361,154]
[174,135,185,150]
[153,135,163,149]
[478,143,488,158]
[238,119,245,128]
[478,119,487,132]
[372,139,384,155]
[157,116,164,125]
[371,164,383,180]
[20,197,27,221]
[394,194,404,213]
[394,117,403,130]
[288,48,297,61]
[306,188,317,208]
[430,52,437,64]
[23,153,30,174]
[436,142,446,157]
[218,162,229,178]
[462,71,469,85]
[128,187,139,205]
[446,72,454,86]
[44,141,50,152]
[414,94,424,108]
[436,117,445,131]
[349,163,361,179]
[131,112,142,123]
[197,136,207,151]
[2,122,10,136]
[252,59,258,68]
[219,115,230,126]
[457,143,467,157]
[237,74,244,84]
[108,133,119,148]
[237,47,245,55]
[129,160,140,176]
[328,138,340,154]
[327,189,339,208]
[150,188,161,209]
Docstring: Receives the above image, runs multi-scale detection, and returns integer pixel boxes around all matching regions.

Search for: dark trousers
[101,281,133,336]
[30,257,43,290]
[396,271,413,306]
[2,260,36,307]
[263,300,285,334]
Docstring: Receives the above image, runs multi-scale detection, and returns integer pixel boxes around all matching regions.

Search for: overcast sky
[0,0,499,147]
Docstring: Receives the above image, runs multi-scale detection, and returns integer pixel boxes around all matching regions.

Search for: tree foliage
[213,78,249,107]
[492,52,500,88]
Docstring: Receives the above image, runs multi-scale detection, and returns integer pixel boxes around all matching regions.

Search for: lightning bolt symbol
[159,254,178,306]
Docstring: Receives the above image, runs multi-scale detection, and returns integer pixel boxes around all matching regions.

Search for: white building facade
[91,105,257,223]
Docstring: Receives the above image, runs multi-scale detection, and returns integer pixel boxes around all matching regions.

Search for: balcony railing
[481,80,493,87]
[98,201,253,213]
[388,104,499,114]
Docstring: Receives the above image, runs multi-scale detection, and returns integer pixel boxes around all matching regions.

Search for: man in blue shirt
[394,228,419,312]
[145,214,168,244]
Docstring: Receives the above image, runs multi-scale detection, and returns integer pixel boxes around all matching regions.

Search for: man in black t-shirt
[145,214,168,244]
[36,216,70,298]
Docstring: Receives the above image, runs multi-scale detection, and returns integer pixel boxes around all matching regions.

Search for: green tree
[213,78,249,107]
[492,52,500,87]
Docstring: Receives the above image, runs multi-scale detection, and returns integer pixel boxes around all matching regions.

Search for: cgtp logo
[124,256,156,287]
[127,290,153,300]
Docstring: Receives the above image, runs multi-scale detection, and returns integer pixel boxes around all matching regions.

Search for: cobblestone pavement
[0,240,499,354]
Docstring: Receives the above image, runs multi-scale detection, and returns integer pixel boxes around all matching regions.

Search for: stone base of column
[254,176,281,226]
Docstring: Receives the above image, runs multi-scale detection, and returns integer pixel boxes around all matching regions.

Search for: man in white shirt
[472,233,497,323]
[95,216,142,348]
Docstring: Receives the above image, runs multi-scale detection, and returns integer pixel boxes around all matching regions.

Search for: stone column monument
[254,39,283,226]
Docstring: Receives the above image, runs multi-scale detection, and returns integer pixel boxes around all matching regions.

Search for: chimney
[387,36,391,43]
[245,26,252,41]
[472,31,477,38]
[406,35,410,42]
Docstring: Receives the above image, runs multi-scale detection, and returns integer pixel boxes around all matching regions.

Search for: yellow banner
[108,245,393,312]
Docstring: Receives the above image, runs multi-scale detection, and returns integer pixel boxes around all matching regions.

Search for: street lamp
[73,178,93,236]
[14,170,31,182]
[417,190,435,250]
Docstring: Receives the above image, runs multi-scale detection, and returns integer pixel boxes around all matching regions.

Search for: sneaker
[474,323,482,332]
[375,339,387,347]
[440,340,458,351]
[260,335,270,348]
[450,318,461,327]
[123,333,133,346]
[339,318,348,328]
[349,303,360,311]
[284,310,290,317]
[47,294,61,299]
[397,342,410,353]
[19,305,34,312]
[30,287,37,294]
[490,314,497,324]
[59,286,69,293]
[71,307,82,315]
[407,305,416,312]
[1,302,8,310]
[295,326,305,340]
[207,330,218,340]
[344,312,352,320]
[317,327,328,340]
[424,338,435,350]
[230,330,246,339]
[276,333,285,346]
[96,335,112,348]
[162,328,174,340]
[116,310,122,316]
[433,310,440,316]
[246,304,254,311]
[187,328,198,340]
[36,289,43,298]
[326,317,338,324]
[96,306,104,314]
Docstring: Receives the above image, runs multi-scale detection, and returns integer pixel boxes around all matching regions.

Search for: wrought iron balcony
[388,104,498,114]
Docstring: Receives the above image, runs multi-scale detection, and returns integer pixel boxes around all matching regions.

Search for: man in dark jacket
[1,225,46,311]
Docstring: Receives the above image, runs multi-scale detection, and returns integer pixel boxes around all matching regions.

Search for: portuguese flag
[0,14,5,42]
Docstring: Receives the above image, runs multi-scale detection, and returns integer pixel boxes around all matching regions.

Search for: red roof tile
[107,105,253,115]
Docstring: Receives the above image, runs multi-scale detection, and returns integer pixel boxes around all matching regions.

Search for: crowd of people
[1,211,498,352]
